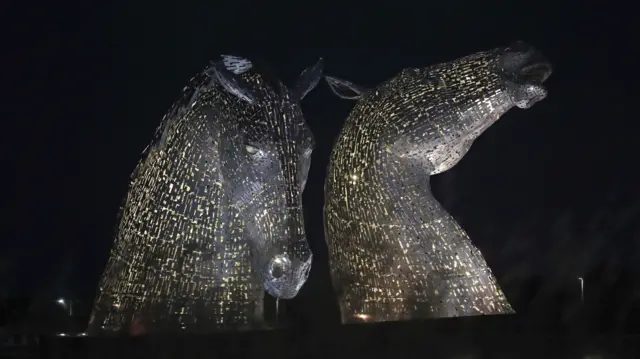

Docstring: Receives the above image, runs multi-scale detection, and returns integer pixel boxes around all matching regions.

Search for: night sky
[10,1,638,329]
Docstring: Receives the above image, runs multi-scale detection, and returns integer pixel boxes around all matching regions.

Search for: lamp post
[577,277,584,303]
[56,298,73,316]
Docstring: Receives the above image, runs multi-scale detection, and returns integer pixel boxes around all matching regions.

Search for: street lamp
[55,298,73,316]
[577,277,584,303]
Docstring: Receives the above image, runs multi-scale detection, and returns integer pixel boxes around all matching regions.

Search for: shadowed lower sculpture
[88,55,323,334]
[323,42,552,323]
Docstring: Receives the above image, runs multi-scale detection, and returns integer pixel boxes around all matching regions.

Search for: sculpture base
[30,315,639,358]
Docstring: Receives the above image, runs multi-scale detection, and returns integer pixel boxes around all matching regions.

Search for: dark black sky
[10,1,638,328]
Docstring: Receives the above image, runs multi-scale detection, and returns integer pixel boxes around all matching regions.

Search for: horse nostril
[269,256,290,280]
[271,263,284,279]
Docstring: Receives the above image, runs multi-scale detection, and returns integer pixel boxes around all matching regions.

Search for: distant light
[56,298,65,305]
[78,333,87,337]
[57,333,66,337]
[353,313,372,321]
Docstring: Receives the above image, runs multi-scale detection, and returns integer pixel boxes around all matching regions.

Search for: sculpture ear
[292,58,324,101]
[220,55,254,75]
[207,57,257,105]
[324,75,368,100]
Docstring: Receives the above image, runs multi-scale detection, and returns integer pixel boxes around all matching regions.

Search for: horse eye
[245,145,259,155]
